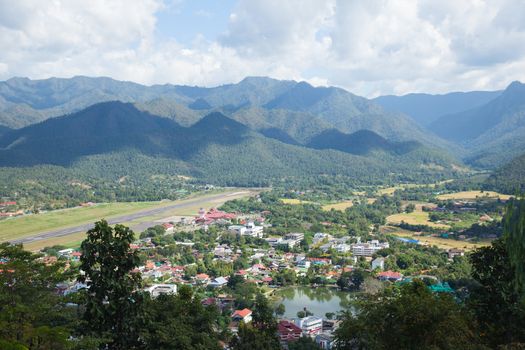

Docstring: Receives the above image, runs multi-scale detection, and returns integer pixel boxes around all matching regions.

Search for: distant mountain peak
[191,112,248,131]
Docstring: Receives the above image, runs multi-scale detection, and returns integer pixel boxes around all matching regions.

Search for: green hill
[486,153,525,193]
[0,101,460,187]
[429,81,525,167]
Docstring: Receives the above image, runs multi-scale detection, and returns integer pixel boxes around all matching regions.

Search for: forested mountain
[0,101,460,187]
[374,90,501,126]
[0,125,10,137]
[429,81,525,167]
[0,76,449,150]
[486,152,525,193]
[307,129,421,155]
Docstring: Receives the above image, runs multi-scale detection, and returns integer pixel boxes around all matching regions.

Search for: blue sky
[155,1,235,45]
[0,0,525,97]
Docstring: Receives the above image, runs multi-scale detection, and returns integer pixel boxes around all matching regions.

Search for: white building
[229,222,264,238]
[351,240,389,257]
[145,284,177,298]
[295,316,323,337]
[371,257,385,270]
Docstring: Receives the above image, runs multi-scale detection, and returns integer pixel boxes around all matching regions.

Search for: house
[446,248,465,259]
[295,316,323,336]
[278,320,302,343]
[266,237,283,247]
[232,308,252,323]
[145,284,177,297]
[316,333,335,349]
[209,276,228,288]
[377,270,403,282]
[371,257,385,270]
[195,273,210,284]
[162,223,174,233]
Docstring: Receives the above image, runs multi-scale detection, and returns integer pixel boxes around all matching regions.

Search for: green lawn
[0,201,172,242]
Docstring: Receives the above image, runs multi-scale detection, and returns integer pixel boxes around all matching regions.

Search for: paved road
[11,191,252,244]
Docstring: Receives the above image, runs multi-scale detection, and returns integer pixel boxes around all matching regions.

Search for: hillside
[429,81,525,167]
[0,76,451,150]
[0,101,460,187]
[307,129,421,156]
[374,90,501,126]
[486,153,525,193]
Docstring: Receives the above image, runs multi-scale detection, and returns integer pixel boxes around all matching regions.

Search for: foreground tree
[0,243,71,349]
[469,238,525,347]
[334,280,480,350]
[78,220,144,349]
[141,285,221,350]
[504,196,525,299]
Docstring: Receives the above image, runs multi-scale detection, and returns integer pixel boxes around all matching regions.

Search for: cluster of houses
[0,201,23,218]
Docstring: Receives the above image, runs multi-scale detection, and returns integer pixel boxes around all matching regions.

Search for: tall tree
[0,243,71,349]
[334,280,479,350]
[504,196,525,299]
[470,238,525,347]
[78,220,143,349]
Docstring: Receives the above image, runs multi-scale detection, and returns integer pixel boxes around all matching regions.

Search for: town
[33,186,507,349]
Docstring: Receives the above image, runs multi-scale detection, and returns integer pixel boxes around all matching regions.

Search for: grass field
[382,226,491,251]
[436,191,512,201]
[377,180,454,196]
[0,202,168,242]
[280,198,315,205]
[386,203,450,229]
[322,200,354,211]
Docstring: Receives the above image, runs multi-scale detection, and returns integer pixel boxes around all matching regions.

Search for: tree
[275,304,286,317]
[334,280,480,350]
[78,220,144,349]
[288,336,321,350]
[337,269,368,291]
[141,285,221,350]
[231,323,281,350]
[504,197,525,299]
[0,243,71,349]
[469,238,525,347]
[252,294,277,333]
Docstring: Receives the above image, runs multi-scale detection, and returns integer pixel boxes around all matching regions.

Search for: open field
[0,201,166,242]
[382,226,491,251]
[1,189,259,251]
[377,180,454,196]
[322,201,354,211]
[436,190,512,201]
[280,198,315,205]
[386,203,449,229]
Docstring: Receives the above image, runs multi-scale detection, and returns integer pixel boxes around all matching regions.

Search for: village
[47,196,466,349]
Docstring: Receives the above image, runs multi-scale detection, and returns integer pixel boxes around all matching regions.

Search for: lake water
[275,286,354,319]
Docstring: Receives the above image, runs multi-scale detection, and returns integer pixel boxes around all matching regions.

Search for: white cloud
[0,0,525,96]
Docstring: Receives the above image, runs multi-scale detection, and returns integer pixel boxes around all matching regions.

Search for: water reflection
[275,286,355,319]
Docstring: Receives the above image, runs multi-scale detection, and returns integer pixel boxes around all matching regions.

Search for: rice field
[436,191,512,201]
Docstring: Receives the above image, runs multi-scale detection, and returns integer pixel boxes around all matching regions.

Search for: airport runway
[11,191,253,245]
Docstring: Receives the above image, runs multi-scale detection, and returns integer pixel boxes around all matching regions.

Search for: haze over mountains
[0,76,524,186]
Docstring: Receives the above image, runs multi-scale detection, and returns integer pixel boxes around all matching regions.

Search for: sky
[1,0,525,97]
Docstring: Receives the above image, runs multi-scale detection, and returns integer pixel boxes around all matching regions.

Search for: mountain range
[0,101,457,186]
[0,75,524,187]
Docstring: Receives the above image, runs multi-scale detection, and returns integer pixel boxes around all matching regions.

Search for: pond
[274,286,355,319]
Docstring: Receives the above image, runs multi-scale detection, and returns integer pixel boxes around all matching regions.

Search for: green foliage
[288,336,321,350]
[141,285,221,350]
[334,280,480,350]
[504,197,525,298]
[231,323,281,350]
[469,238,525,347]
[0,243,72,349]
[78,220,144,349]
